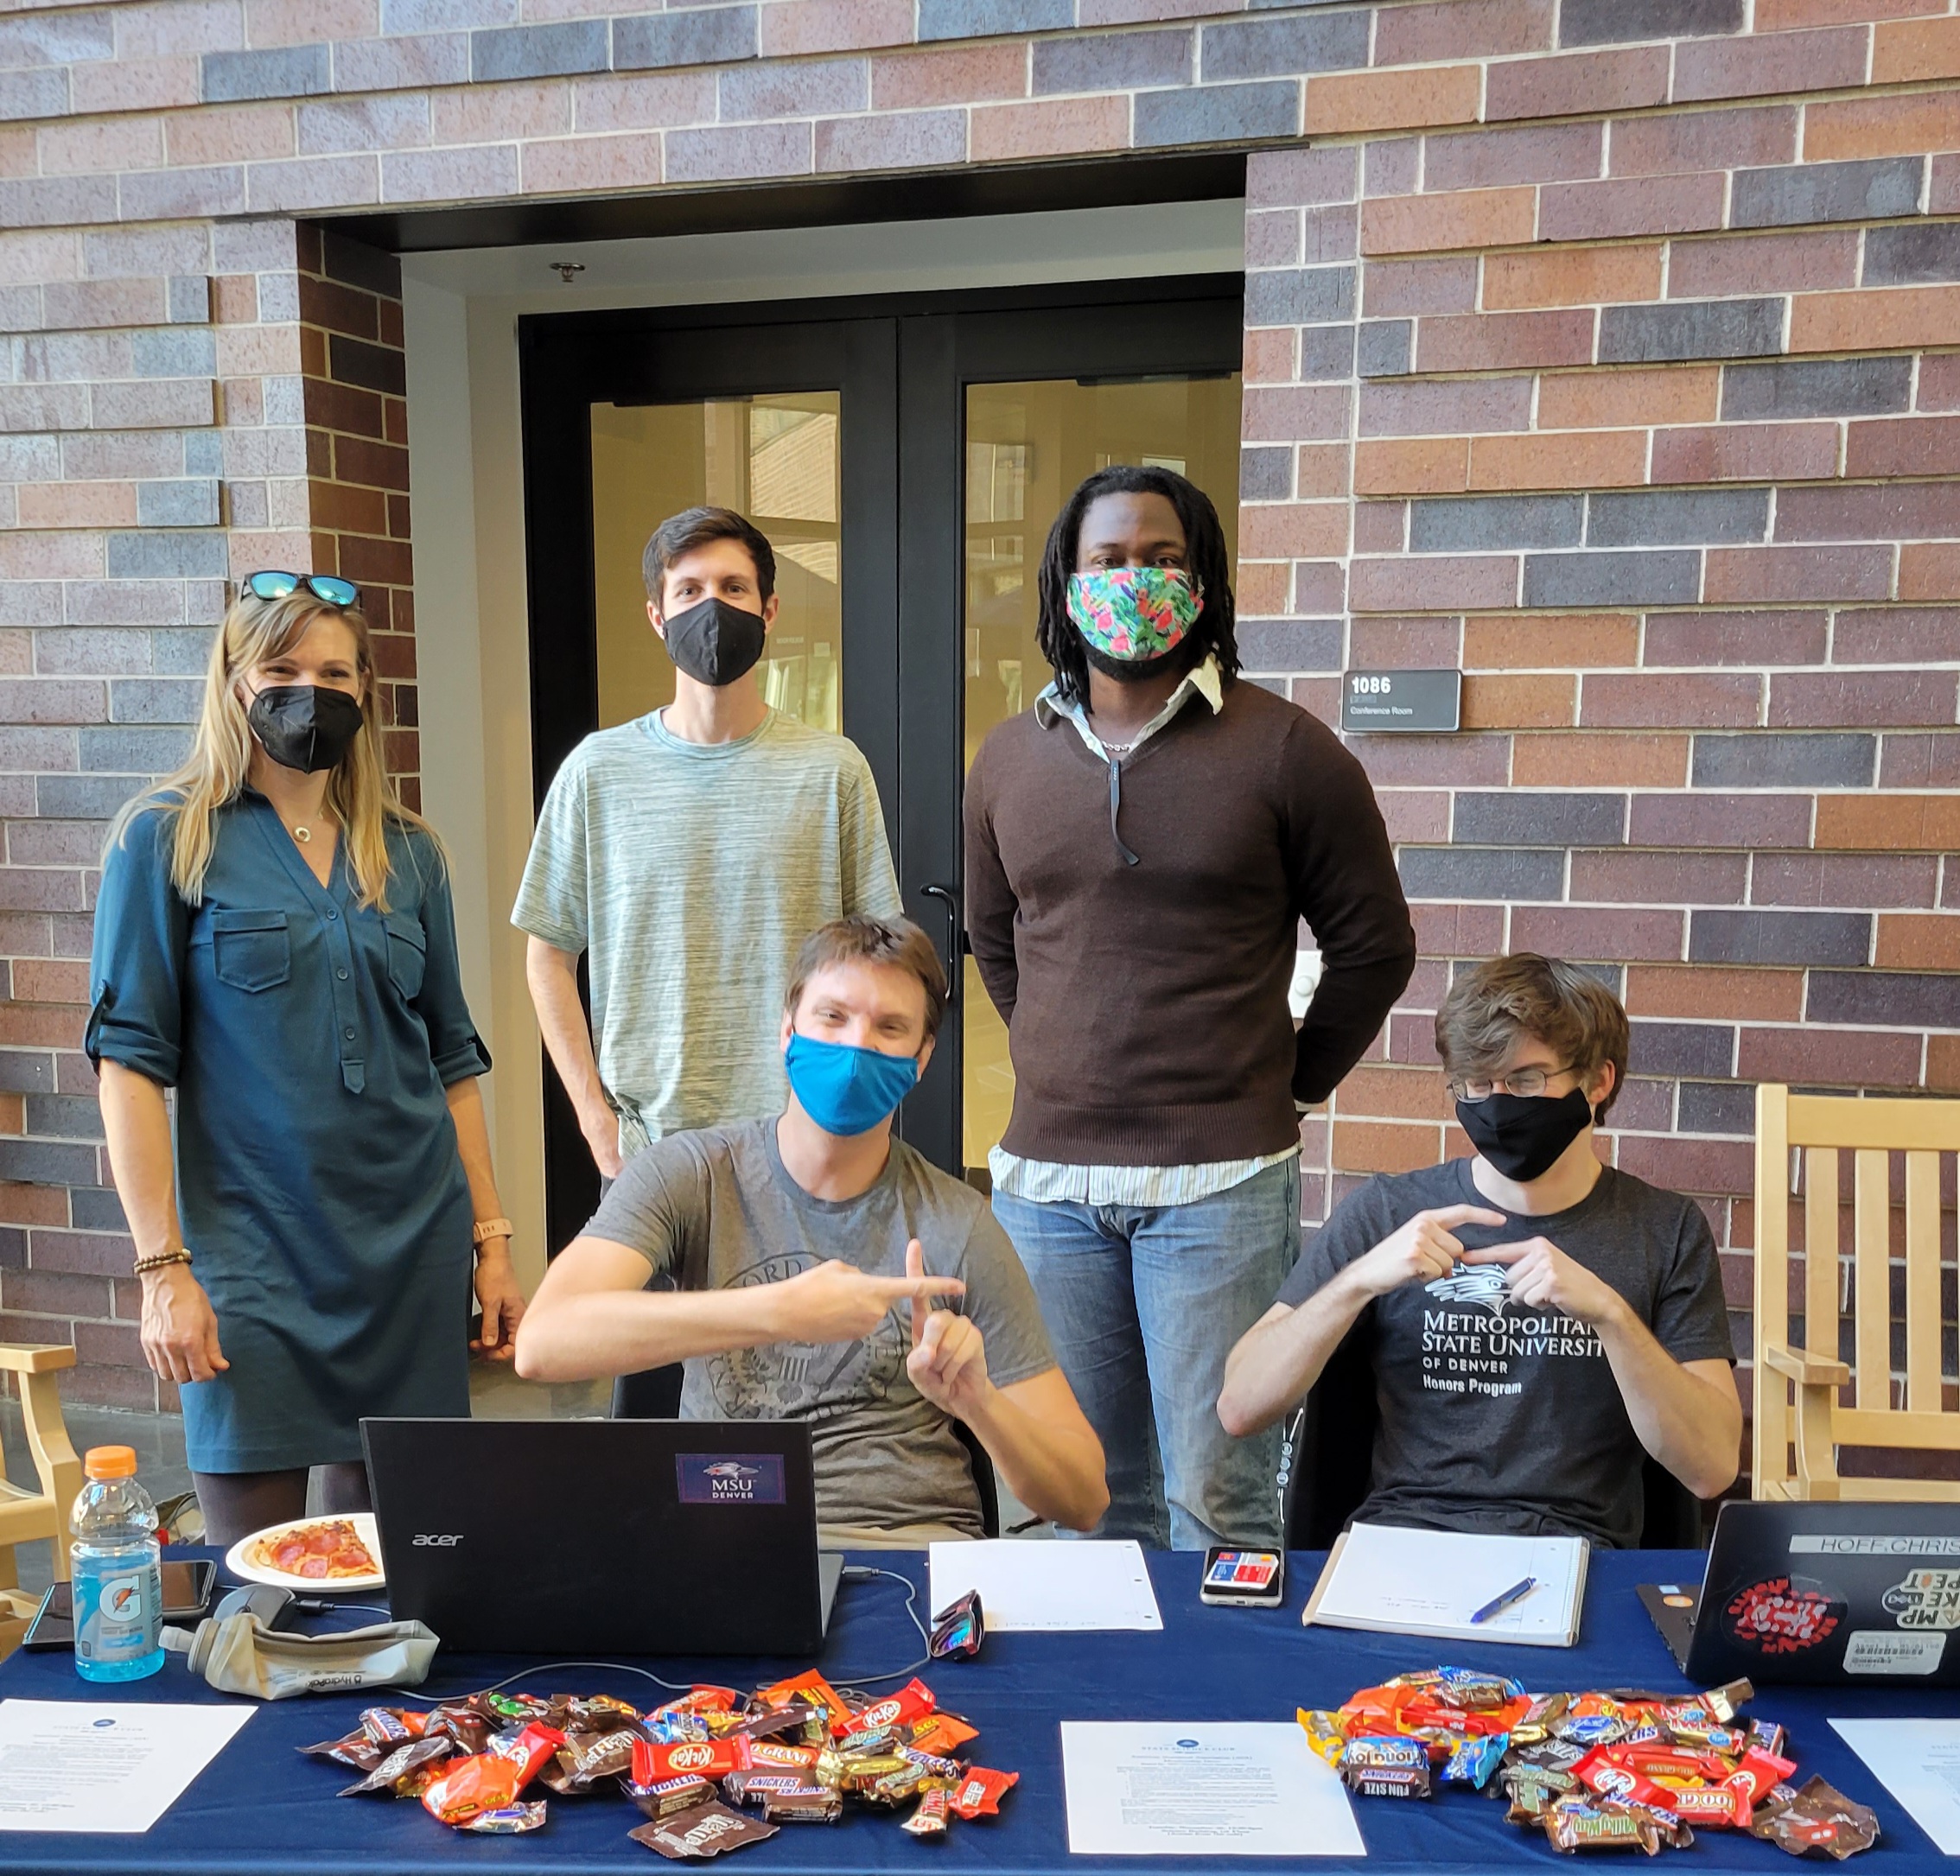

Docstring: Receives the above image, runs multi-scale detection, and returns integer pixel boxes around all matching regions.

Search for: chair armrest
[0,1344,75,1376]
[1761,1342,1851,1387]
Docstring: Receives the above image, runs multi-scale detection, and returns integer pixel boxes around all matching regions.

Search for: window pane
[960,373,1244,1173]
[589,392,842,733]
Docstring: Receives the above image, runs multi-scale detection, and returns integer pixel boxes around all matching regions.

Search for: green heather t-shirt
[585,1120,1057,1536]
[512,709,902,1154]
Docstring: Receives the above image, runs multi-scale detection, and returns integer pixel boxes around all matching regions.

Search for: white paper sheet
[0,1699,254,1834]
[1830,1719,1960,1854]
[928,1539,1162,1632]
[1061,1721,1366,1858]
[1311,1523,1587,1645]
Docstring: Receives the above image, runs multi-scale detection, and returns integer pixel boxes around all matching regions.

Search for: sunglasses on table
[243,571,360,607]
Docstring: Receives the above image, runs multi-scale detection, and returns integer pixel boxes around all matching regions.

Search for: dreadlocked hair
[1034,463,1239,707]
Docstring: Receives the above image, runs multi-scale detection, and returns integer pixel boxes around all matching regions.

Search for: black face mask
[1455,1086,1595,1184]
[662,596,767,688]
[1080,638,1192,686]
[247,684,364,774]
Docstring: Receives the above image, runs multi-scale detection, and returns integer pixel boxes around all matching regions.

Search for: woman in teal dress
[89,574,526,1545]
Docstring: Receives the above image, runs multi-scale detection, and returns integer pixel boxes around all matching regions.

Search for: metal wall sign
[1340,668,1463,734]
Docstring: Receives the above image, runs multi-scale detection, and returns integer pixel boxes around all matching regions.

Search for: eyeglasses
[1447,1065,1578,1103]
[244,571,360,607]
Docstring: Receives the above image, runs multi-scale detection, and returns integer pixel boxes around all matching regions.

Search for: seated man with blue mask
[516,914,1109,1548]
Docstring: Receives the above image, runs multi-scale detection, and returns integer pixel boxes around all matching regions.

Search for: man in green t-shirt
[515,506,902,1179]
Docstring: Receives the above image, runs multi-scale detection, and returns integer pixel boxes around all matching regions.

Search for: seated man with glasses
[1217,954,1740,1546]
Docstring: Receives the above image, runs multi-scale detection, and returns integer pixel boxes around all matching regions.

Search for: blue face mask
[784,1033,920,1137]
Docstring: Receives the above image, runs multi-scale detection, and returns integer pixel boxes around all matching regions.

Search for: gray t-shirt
[512,709,902,1153]
[1276,1159,1734,1548]
[585,1118,1057,1535]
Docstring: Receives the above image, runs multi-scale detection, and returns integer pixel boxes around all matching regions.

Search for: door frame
[517,275,1244,1243]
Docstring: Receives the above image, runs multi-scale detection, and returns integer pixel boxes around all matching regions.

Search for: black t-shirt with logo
[1275,1158,1735,1548]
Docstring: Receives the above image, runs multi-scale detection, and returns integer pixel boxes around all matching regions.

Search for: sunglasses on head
[244,571,360,607]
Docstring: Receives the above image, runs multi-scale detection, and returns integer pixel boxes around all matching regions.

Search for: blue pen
[1470,1576,1538,1625]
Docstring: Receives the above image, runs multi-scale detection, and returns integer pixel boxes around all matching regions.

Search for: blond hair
[108,588,437,911]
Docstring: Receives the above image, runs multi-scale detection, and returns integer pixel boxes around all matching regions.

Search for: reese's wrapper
[758,1670,849,1728]
[949,1766,1018,1820]
[1753,1777,1879,1860]
[421,1754,522,1826]
[630,1799,778,1860]
[490,1721,566,1790]
[908,1714,979,1757]
[338,1734,453,1797]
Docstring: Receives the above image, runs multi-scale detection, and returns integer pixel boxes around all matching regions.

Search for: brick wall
[0,0,1954,1424]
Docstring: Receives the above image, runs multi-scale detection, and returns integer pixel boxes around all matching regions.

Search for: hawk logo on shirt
[1423,1262,1511,1317]
[705,1253,908,1420]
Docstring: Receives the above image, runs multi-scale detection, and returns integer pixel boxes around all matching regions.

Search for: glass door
[520,285,1241,1243]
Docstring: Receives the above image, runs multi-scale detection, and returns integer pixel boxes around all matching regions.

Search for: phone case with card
[1200,1547,1285,1606]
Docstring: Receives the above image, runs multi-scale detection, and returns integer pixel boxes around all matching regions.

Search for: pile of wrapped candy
[1299,1667,1879,1859]
[302,1668,1016,1857]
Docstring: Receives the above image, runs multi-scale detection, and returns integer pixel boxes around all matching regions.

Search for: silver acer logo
[410,1533,464,1547]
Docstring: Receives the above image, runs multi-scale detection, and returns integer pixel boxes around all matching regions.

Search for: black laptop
[362,1418,844,1655]
[1639,1499,1960,1687]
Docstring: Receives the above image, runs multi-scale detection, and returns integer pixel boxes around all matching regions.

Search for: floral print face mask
[1066,566,1204,661]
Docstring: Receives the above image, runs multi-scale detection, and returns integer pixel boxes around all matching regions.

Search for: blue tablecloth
[0,1548,1951,1875]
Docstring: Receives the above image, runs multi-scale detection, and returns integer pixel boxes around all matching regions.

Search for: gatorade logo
[668,1745,713,1771]
[103,1574,144,1625]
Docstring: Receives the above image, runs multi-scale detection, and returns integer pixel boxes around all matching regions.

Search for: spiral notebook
[1303,1522,1588,1648]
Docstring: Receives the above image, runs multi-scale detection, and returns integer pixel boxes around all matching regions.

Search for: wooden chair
[1753,1084,1960,1502]
[0,1344,84,1658]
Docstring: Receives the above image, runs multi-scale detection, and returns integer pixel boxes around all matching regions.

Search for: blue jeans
[993,1157,1301,1551]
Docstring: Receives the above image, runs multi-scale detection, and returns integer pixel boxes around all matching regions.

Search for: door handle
[919,883,962,1007]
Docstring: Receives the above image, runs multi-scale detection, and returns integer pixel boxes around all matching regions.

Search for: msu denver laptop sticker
[677,1455,788,1505]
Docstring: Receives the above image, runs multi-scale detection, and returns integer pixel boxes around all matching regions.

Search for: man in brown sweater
[964,465,1415,1550]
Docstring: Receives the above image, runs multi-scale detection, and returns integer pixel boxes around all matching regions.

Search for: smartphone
[22,1559,217,1651]
[1200,1546,1285,1607]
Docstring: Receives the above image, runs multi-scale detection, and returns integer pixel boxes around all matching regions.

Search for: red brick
[1335,1062,1454,1122]
[1739,1027,1922,1090]
[1846,417,1960,480]
[1243,328,1295,384]
[1813,794,1960,850]
[1351,555,1518,613]
[1762,0,1939,24]
[1879,734,1960,788]
[1410,901,1507,957]
[1875,913,1960,970]
[1791,287,1960,353]
[1637,789,1809,851]
[1617,1134,1753,1198]
[1422,120,1601,191]
[1354,438,1469,494]
[1510,730,1689,785]
[1482,245,1662,310]
[1537,172,1726,242]
[1237,503,1349,558]
[1537,366,1719,429]
[1510,903,1685,960]
[1460,671,1575,725]
[1778,482,1954,544]
[1933,1033,1960,1093]
[1418,308,1594,372]
[1352,614,1459,665]
[1754,851,1937,907]
[1772,666,1951,725]
[1361,187,1535,258]
[1872,14,1960,82]
[1570,849,1747,903]
[1900,544,1960,602]
[1333,1117,1445,1175]
[1486,48,1669,122]
[1378,791,1452,843]
[1804,91,1960,162]
[1703,546,1893,605]
[1668,230,1859,298]
[1644,609,1828,666]
[1581,671,1762,728]
[1306,65,1482,137]
[869,41,1025,110]
[1830,607,1960,665]
[1243,385,1351,443]
[1246,146,1358,209]
[1462,612,1639,668]
[1609,105,1798,177]
[1363,257,1479,316]
[1650,423,1839,484]
[1673,27,1870,102]
[1374,0,1552,63]
[1295,443,1352,498]
[969,95,1126,162]
[1354,503,1410,553]
[1469,429,1647,489]
[1626,963,1805,1021]
[760,0,913,55]
[1292,564,1346,615]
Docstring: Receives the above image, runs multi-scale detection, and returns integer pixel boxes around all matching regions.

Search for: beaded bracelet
[133,1248,193,1275]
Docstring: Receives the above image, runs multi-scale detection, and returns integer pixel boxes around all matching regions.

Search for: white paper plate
[224,1511,386,1593]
